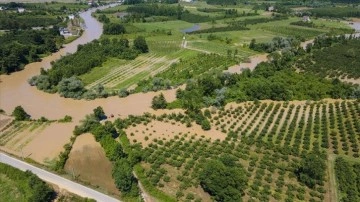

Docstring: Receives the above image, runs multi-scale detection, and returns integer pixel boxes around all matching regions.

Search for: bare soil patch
[126,120,225,147]
[226,54,269,74]
[22,122,76,164]
[64,133,119,196]
[0,114,13,131]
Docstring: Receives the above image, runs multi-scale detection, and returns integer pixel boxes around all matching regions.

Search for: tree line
[0,28,62,74]
[0,12,62,30]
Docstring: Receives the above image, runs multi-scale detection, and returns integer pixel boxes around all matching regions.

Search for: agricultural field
[2,0,360,202]
[0,120,75,164]
[64,133,119,196]
[121,99,360,201]
[84,3,355,95]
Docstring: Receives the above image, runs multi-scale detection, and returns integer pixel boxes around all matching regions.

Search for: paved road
[0,153,120,202]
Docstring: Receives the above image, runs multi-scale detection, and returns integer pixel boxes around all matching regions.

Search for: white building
[68,14,75,20]
[18,8,25,13]
[268,6,274,12]
[303,16,311,22]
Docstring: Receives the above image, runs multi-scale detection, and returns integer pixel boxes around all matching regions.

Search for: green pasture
[187,40,256,58]
[250,17,353,39]
[133,20,195,34]
[80,58,128,85]
[0,174,28,202]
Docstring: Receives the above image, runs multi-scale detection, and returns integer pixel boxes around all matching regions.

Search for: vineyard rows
[0,121,50,152]
[86,53,179,90]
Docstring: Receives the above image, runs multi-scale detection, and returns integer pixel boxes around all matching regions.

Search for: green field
[0,162,54,202]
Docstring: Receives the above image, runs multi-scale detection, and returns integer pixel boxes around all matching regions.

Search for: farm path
[182,40,211,54]
[328,154,338,202]
[0,152,120,202]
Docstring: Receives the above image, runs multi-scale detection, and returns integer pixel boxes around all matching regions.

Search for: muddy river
[0,4,176,122]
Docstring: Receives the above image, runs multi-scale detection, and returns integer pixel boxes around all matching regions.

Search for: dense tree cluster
[174,53,355,108]
[335,157,360,202]
[151,93,168,110]
[0,28,62,74]
[309,7,360,18]
[123,0,144,5]
[126,4,182,19]
[133,36,149,53]
[249,36,301,53]
[103,23,126,35]
[199,159,248,201]
[12,106,30,121]
[206,0,238,5]
[0,12,62,30]
[295,153,326,188]
[125,4,222,23]
[0,162,55,202]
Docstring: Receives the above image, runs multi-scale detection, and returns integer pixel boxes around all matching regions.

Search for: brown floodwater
[0,4,179,122]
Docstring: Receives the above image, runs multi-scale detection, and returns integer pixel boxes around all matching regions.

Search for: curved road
[0,153,120,202]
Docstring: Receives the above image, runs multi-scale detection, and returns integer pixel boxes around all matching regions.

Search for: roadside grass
[0,174,28,202]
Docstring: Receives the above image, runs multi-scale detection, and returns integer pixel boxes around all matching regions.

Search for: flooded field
[64,133,119,196]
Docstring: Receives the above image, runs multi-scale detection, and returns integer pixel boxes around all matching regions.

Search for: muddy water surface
[0,4,178,122]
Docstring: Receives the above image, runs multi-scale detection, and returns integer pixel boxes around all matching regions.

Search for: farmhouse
[17,7,25,13]
[303,16,311,22]
[59,27,72,36]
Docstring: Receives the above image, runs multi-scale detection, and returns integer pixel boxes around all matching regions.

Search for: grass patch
[80,58,128,86]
